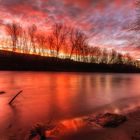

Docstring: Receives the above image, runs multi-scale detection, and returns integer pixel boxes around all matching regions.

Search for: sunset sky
[0,0,139,59]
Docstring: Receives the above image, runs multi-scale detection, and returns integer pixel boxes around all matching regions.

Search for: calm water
[0,71,140,139]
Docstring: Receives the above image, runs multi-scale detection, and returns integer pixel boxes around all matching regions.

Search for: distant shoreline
[0,50,139,73]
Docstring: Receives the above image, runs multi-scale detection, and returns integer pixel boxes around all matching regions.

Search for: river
[0,71,140,139]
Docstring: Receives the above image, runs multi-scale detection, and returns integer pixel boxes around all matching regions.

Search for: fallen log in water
[9,90,23,105]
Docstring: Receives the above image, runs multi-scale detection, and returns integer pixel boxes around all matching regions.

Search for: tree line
[0,22,139,67]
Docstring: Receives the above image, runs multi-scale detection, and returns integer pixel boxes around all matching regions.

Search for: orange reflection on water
[1,72,140,139]
[47,117,86,138]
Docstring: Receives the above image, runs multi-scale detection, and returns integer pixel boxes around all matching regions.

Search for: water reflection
[0,72,140,139]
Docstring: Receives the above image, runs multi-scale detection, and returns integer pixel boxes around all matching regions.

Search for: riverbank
[2,107,140,140]
[0,50,139,72]
[50,109,140,140]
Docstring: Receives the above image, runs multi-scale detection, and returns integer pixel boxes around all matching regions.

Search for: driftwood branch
[9,90,23,105]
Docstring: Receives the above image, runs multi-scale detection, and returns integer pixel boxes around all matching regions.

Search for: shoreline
[29,107,140,140]
[2,93,140,140]
[0,50,139,73]
[1,104,140,140]
[55,108,140,140]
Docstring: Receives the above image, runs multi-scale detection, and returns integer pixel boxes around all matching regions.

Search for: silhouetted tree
[116,53,123,64]
[36,34,47,55]
[47,35,55,56]
[69,28,88,61]
[52,23,69,57]
[109,49,118,64]
[22,30,29,53]
[124,53,133,65]
[82,45,90,62]
[28,24,37,53]
[100,49,108,63]
[5,22,21,51]
[90,47,102,63]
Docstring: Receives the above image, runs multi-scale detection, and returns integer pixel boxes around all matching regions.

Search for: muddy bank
[29,110,140,140]
[58,110,140,140]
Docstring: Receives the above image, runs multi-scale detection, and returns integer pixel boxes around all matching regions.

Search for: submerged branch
[9,90,23,105]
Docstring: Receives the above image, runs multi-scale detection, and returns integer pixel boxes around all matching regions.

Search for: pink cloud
[0,0,138,58]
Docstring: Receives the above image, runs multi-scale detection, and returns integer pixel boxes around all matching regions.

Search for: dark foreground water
[0,71,140,139]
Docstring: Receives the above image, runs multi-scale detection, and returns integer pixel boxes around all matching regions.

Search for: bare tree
[82,45,90,62]
[52,23,69,57]
[22,30,29,53]
[47,35,55,56]
[5,22,21,51]
[17,26,24,52]
[109,49,118,64]
[36,34,47,55]
[69,28,88,61]
[89,47,101,63]
[69,29,77,59]
[116,52,123,64]
[100,48,108,64]
[28,24,37,53]
[77,34,88,61]
[124,53,133,65]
